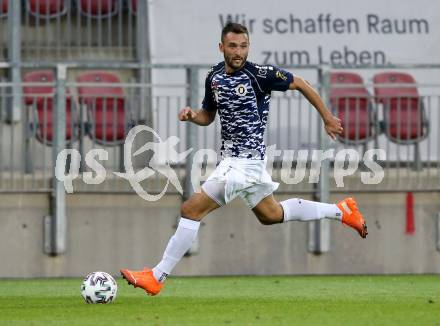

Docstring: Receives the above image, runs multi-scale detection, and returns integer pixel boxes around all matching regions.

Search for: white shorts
[201,157,279,208]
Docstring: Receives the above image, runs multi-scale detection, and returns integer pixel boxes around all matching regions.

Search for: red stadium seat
[79,0,119,17]
[373,72,428,144]
[27,0,69,18]
[0,0,8,17]
[23,70,76,145]
[76,71,130,145]
[128,0,137,14]
[330,72,376,144]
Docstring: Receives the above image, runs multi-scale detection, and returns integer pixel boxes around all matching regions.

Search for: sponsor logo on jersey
[276,70,288,81]
[257,68,268,78]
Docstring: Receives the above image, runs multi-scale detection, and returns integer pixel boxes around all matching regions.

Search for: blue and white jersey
[202,61,294,159]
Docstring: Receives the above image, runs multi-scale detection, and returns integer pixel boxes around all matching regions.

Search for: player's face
[220,32,249,73]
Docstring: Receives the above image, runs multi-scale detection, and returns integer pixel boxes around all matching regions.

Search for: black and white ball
[81,271,117,304]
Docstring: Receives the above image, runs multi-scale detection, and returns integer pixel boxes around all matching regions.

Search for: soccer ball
[81,271,117,304]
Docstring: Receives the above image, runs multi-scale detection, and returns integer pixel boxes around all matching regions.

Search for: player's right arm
[178,66,218,126]
[178,107,216,126]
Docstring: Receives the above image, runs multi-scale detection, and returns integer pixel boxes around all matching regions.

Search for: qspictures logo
[55,126,386,201]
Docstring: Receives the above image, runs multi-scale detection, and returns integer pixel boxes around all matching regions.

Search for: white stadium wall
[1,192,440,277]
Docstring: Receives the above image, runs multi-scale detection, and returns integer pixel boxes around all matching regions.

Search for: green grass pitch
[0,275,439,325]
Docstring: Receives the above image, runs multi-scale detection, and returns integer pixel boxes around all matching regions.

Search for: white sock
[280,198,342,222]
[152,217,200,283]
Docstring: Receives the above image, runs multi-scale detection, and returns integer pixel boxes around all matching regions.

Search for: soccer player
[121,22,367,296]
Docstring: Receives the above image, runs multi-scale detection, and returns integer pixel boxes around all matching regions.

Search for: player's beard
[225,54,247,72]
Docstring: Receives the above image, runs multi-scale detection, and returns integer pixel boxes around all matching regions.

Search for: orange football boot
[120,268,163,296]
[337,197,368,238]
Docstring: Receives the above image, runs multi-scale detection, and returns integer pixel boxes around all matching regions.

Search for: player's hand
[178,107,197,122]
[324,115,343,140]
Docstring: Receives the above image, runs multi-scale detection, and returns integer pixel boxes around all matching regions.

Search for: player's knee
[180,201,202,220]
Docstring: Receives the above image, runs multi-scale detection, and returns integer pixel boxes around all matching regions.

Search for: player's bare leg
[252,194,284,225]
[252,194,367,238]
[120,191,220,295]
[179,190,221,221]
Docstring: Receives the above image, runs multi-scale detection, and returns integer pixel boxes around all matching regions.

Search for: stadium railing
[263,68,439,195]
[19,0,136,61]
[0,64,439,195]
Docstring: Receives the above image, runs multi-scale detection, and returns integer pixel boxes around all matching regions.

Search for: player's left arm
[289,76,343,140]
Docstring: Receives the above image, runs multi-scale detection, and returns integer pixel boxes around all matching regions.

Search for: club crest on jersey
[235,84,248,97]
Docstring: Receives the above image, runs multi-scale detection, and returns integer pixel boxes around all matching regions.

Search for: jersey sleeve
[201,72,217,112]
[261,66,294,92]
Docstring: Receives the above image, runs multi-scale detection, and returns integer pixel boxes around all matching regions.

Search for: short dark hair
[221,22,249,42]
